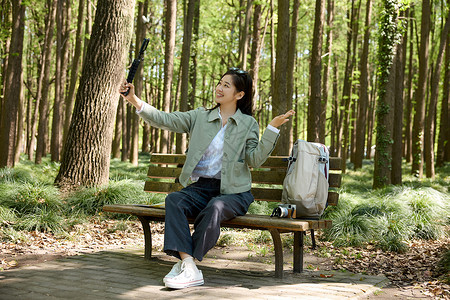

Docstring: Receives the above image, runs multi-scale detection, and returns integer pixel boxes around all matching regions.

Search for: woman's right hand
[119,81,135,100]
[118,80,143,110]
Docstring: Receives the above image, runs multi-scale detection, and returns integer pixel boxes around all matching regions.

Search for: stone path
[0,248,389,299]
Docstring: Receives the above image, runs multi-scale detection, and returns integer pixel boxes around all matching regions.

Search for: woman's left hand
[269,110,295,128]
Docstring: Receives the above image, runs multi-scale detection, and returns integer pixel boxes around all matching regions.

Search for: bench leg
[137,216,152,260]
[268,228,283,278]
[311,229,316,250]
[293,231,304,273]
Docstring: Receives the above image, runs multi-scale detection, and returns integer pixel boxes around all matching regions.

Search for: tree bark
[411,0,430,177]
[437,27,450,166]
[404,6,415,163]
[272,0,289,155]
[373,0,398,189]
[424,12,450,178]
[354,0,372,169]
[176,0,196,154]
[130,0,148,165]
[63,0,84,149]
[28,0,56,161]
[55,0,135,189]
[160,0,177,154]
[249,3,265,112]
[0,0,25,168]
[392,28,406,185]
[286,0,300,147]
[239,0,252,70]
[307,0,325,143]
[320,0,334,143]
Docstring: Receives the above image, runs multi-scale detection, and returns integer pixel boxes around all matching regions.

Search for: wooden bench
[103,153,342,278]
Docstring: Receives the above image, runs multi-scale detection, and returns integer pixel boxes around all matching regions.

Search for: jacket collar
[207,106,244,126]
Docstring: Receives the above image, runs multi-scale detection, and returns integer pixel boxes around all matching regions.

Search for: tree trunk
[130,0,148,165]
[272,0,289,155]
[55,0,135,189]
[63,0,84,149]
[249,3,265,111]
[425,12,450,178]
[51,0,71,162]
[28,0,57,161]
[188,0,200,111]
[176,0,196,154]
[330,57,339,156]
[320,0,334,143]
[286,0,300,147]
[354,0,372,169]
[392,29,406,185]
[411,0,430,178]
[112,97,123,158]
[373,0,398,189]
[160,0,177,154]
[0,0,25,168]
[239,0,252,70]
[437,27,450,166]
[307,0,325,143]
[404,6,415,163]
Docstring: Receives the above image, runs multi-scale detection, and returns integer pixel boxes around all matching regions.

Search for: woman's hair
[210,68,253,116]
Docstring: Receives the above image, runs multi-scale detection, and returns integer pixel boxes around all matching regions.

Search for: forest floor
[0,219,448,299]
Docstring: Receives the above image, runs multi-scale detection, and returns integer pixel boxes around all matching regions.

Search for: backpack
[281,140,330,219]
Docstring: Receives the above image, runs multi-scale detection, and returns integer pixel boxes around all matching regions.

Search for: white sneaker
[163,261,182,283]
[164,262,204,289]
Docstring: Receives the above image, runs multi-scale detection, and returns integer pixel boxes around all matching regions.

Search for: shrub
[15,207,66,233]
[66,179,150,215]
[0,182,62,216]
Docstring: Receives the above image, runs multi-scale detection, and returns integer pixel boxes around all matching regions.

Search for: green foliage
[323,162,449,252]
[65,179,149,215]
[16,208,66,234]
[0,182,62,216]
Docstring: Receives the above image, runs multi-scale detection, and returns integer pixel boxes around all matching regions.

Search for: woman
[119,67,294,289]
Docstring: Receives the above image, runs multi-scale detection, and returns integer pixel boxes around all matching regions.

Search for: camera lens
[279,207,288,218]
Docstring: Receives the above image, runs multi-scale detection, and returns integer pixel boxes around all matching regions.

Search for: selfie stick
[121,38,150,96]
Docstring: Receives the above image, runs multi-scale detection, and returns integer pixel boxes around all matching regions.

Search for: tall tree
[27,0,56,161]
[272,0,290,155]
[249,2,265,111]
[424,12,450,178]
[0,0,25,168]
[55,0,135,189]
[287,0,300,146]
[188,0,200,111]
[411,0,431,178]
[308,0,325,143]
[176,0,196,154]
[130,0,149,165]
[354,0,372,169]
[239,0,252,70]
[404,6,415,163]
[373,0,399,189]
[392,15,407,185]
[320,0,334,143]
[63,0,85,147]
[160,0,177,154]
[51,0,71,162]
[437,28,450,167]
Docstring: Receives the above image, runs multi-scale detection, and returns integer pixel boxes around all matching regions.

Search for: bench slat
[103,204,333,231]
[147,167,341,188]
[149,154,342,171]
[144,181,339,206]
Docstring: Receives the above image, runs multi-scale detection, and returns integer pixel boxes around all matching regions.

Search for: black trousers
[163,177,254,261]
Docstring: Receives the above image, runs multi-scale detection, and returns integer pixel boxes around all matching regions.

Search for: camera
[270,204,296,219]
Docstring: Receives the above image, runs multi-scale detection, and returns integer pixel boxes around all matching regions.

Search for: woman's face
[215,74,243,106]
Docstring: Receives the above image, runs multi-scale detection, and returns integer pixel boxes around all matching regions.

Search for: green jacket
[138,104,279,194]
